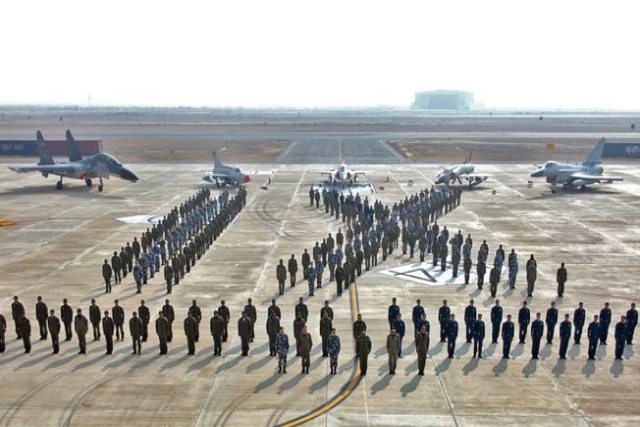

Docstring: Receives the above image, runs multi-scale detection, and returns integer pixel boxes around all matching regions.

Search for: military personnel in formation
[320,300,334,321]
[587,315,600,360]
[327,328,341,375]
[276,259,287,296]
[276,326,290,374]
[184,312,198,356]
[546,301,558,345]
[61,298,73,341]
[102,259,113,293]
[210,310,224,356]
[438,300,450,343]
[129,311,143,355]
[392,313,406,357]
[138,300,150,342]
[238,311,252,356]
[111,251,122,284]
[507,249,518,289]
[530,312,544,359]
[573,302,586,344]
[89,299,101,341]
[73,308,88,354]
[0,310,6,353]
[294,297,308,323]
[491,300,503,344]
[614,315,628,360]
[502,314,515,359]
[559,313,572,359]
[171,254,181,285]
[268,299,282,320]
[353,314,367,339]
[266,311,280,357]
[599,302,612,345]
[556,263,567,297]
[525,255,537,297]
[464,300,477,343]
[133,262,143,293]
[298,325,313,374]
[386,328,401,374]
[102,310,115,355]
[320,311,333,357]
[388,298,400,329]
[306,261,316,296]
[626,303,638,345]
[463,254,472,285]
[415,325,430,375]
[489,263,500,296]
[293,314,305,356]
[473,313,485,358]
[476,260,486,290]
[163,299,176,342]
[125,242,134,271]
[156,311,169,355]
[446,314,459,358]
[17,314,31,353]
[119,248,129,279]
[188,300,202,342]
[35,296,48,340]
[335,263,345,296]
[217,300,230,342]
[47,309,61,354]
[315,260,324,288]
[163,263,173,294]
[288,254,298,287]
[355,328,372,375]
[412,299,425,338]
[301,249,311,280]
[244,298,257,342]
[518,301,531,344]
[112,299,125,341]
[11,296,25,340]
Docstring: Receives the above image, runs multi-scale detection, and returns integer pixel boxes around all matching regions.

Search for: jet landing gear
[85,178,93,187]
[98,178,104,192]
[56,179,63,190]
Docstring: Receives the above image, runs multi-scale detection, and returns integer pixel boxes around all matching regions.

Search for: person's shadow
[400,376,421,397]
[492,358,508,376]
[462,357,479,376]
[522,358,537,377]
[551,359,565,377]
[370,373,392,395]
[610,360,624,378]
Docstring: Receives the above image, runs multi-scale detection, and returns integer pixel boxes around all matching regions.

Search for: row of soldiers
[101,187,247,294]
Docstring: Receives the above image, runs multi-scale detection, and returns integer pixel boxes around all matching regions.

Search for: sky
[1,0,639,110]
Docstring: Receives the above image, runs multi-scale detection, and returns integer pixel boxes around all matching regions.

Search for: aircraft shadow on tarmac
[528,186,621,200]
[1,184,126,200]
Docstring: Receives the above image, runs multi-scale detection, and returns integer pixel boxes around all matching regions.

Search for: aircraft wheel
[85,178,93,187]
[551,188,556,194]
[98,184,104,192]
[56,181,63,190]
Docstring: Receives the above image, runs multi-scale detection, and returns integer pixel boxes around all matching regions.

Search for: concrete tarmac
[0,162,639,427]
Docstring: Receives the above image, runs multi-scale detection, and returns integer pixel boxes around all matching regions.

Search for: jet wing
[463,173,490,180]
[207,173,233,179]
[571,172,623,182]
[8,164,78,174]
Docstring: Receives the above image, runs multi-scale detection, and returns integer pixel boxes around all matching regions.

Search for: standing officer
[35,296,48,341]
[47,309,61,354]
[60,298,73,341]
[163,299,176,343]
[489,263,500,297]
[476,260,486,290]
[559,313,572,359]
[518,301,531,344]
[388,298,401,329]
[599,302,612,345]
[0,311,5,353]
[491,300,503,344]
[446,314,459,358]
[102,310,115,355]
[386,328,401,374]
[276,259,287,296]
[102,259,113,293]
[276,326,290,374]
[288,254,298,287]
[625,302,638,345]
[335,262,345,296]
[295,297,308,323]
[210,310,225,356]
[614,315,628,360]
[438,300,451,343]
[89,299,101,341]
[184,312,198,355]
[502,314,515,359]
[163,262,173,294]
[412,299,425,338]
[112,299,125,341]
[74,308,89,355]
[298,325,313,374]
[327,328,341,375]
[17,314,31,353]
[525,255,537,297]
[266,311,280,357]
[243,298,257,342]
[156,311,169,355]
[353,314,367,340]
[556,263,567,297]
[463,254,473,285]
[546,301,558,345]
[129,311,143,355]
[464,300,477,343]
[238,311,252,356]
[415,325,430,375]
[293,314,305,356]
[138,300,150,342]
[393,314,406,357]
[188,300,202,342]
[587,315,600,360]
[217,300,230,342]
[319,311,333,357]
[320,300,334,321]
[573,302,586,344]
[355,328,372,375]
[473,313,485,358]
[530,312,544,359]
[111,251,122,284]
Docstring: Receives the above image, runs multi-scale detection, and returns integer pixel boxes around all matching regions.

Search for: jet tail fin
[36,131,55,166]
[464,148,474,164]
[212,150,223,169]
[584,138,605,165]
[66,130,83,162]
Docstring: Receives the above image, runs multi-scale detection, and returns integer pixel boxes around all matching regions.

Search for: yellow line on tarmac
[275,281,361,427]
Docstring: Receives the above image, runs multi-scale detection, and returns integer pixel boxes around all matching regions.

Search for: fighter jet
[434,148,489,187]
[316,140,370,184]
[530,138,623,193]
[201,150,251,187]
[8,130,139,191]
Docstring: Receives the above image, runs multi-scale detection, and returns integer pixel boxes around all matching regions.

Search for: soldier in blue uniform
[446,314,458,358]
[473,313,485,358]
[307,261,316,296]
[614,315,628,360]
[573,302,586,344]
[388,298,400,329]
[530,312,544,359]
[133,262,143,294]
[625,302,637,345]
[491,299,503,344]
[315,260,324,289]
[508,249,518,289]
[139,251,149,284]
[502,314,515,359]
[464,300,477,343]
[587,315,600,360]
[438,300,450,342]
[412,299,425,337]
[558,313,572,359]
[327,328,341,375]
[599,302,612,345]
[518,301,531,344]
[393,313,406,357]
[546,301,558,345]
[276,326,290,374]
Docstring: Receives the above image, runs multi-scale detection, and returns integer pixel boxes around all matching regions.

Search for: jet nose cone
[243,175,251,183]
[530,169,544,178]
[120,167,140,182]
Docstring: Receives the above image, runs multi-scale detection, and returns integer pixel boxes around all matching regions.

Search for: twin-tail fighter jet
[8,130,139,191]
[530,138,623,193]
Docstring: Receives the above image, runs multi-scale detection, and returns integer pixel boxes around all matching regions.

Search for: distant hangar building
[412,90,474,110]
